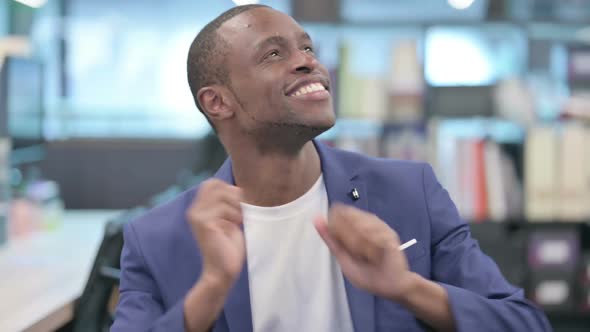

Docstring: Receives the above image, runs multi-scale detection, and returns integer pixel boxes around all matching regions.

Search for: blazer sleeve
[422,164,551,332]
[111,222,186,332]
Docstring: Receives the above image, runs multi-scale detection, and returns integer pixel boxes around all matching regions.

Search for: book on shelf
[432,123,461,214]
[336,134,380,158]
[431,119,523,223]
[525,123,590,222]
[389,40,423,96]
[558,123,590,220]
[381,126,427,162]
[334,118,590,223]
[457,139,477,221]
[338,43,388,121]
[473,140,488,222]
[388,39,424,124]
[525,126,559,221]
[484,141,508,221]
[337,43,360,119]
[500,148,524,221]
[337,40,424,123]
[359,77,387,121]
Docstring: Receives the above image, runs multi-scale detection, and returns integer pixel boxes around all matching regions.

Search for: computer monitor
[0,56,45,164]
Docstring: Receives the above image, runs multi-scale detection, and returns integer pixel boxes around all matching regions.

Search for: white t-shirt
[241,175,354,332]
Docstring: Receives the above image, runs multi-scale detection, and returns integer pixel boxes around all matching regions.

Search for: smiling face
[214,7,335,148]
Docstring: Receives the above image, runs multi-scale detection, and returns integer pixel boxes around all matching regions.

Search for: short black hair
[187,4,269,128]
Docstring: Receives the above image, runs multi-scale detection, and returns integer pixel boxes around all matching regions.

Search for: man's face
[218,8,335,142]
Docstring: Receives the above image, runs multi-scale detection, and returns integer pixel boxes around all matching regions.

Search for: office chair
[71,207,146,332]
[70,172,210,332]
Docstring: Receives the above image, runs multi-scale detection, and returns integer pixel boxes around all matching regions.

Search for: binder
[484,141,508,221]
[558,123,590,220]
[525,126,559,221]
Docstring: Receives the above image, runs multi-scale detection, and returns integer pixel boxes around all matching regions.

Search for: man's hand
[186,179,246,290]
[314,203,456,331]
[184,179,246,332]
[313,203,414,301]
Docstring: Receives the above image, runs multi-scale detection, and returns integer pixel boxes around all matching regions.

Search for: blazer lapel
[315,141,376,332]
[223,268,253,332]
[214,161,254,332]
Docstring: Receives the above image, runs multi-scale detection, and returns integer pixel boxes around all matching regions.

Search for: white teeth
[291,82,326,96]
[315,83,323,91]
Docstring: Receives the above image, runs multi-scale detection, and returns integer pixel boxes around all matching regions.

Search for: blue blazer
[112,141,551,332]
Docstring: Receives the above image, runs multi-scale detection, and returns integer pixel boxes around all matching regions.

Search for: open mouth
[285,77,331,101]
[288,82,328,97]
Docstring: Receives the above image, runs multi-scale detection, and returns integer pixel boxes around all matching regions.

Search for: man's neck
[229,140,321,207]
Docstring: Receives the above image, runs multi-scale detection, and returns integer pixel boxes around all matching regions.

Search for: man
[112,4,550,332]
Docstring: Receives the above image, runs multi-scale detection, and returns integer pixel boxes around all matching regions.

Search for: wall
[34,137,225,209]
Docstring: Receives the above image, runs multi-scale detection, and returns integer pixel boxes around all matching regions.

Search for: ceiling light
[232,0,259,5]
[13,0,48,8]
[448,0,475,10]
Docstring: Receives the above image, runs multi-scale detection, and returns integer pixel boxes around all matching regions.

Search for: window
[33,0,290,139]
[425,25,527,86]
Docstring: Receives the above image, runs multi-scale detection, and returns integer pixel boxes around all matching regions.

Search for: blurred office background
[1,0,590,331]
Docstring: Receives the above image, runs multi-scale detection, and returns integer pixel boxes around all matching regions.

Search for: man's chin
[299,114,336,137]
[261,120,332,143]
[306,108,336,130]
[303,124,332,140]
[313,119,335,135]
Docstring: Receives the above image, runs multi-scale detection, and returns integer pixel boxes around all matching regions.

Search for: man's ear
[197,86,234,121]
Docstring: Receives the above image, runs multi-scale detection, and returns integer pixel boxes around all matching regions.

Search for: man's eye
[304,46,314,53]
[268,50,279,57]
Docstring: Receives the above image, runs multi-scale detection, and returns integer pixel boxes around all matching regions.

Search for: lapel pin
[350,188,360,201]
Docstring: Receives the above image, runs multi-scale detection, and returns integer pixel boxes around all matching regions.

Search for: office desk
[0,210,121,332]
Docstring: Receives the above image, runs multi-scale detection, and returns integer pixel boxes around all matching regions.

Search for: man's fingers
[313,216,333,248]
[218,204,243,225]
[327,204,388,263]
[327,205,366,257]
[330,203,369,224]
[314,216,362,275]
[313,216,345,259]
[216,186,244,208]
[188,179,243,221]
[196,179,243,205]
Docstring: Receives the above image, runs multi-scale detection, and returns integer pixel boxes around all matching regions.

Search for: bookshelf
[470,221,590,331]
[307,15,590,330]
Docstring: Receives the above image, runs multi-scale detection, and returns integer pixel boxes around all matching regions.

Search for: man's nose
[291,50,319,74]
